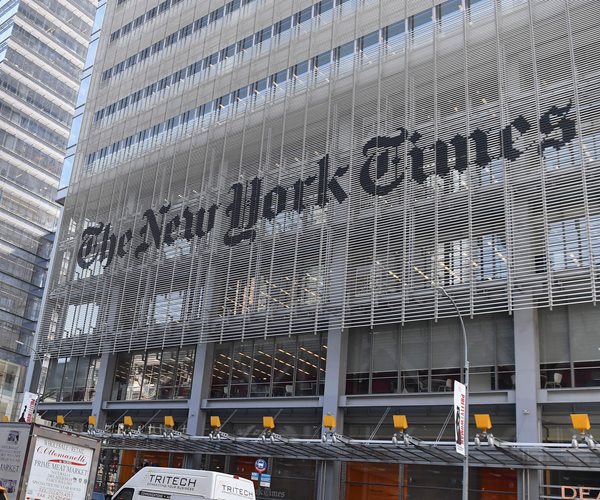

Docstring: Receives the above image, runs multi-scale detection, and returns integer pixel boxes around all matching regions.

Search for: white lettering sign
[454,381,466,456]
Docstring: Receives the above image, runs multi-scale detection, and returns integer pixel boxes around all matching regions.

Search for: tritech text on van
[112,467,256,500]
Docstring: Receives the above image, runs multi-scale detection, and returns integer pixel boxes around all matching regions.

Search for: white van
[111,467,256,500]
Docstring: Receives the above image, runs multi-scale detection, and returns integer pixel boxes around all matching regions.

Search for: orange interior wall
[118,450,184,485]
[345,463,400,500]
[479,468,517,500]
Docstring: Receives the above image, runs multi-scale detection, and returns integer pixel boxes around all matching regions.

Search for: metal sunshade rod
[562,448,592,468]
[416,445,463,465]
[345,442,392,462]
[472,448,511,467]
[507,447,545,468]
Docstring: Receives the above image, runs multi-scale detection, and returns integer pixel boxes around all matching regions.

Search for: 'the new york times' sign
[77,101,575,270]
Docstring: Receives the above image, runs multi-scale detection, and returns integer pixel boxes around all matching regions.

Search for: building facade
[32,0,600,498]
[0,0,95,419]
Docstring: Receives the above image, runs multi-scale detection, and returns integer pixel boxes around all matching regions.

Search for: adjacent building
[0,0,95,420]
[31,0,600,498]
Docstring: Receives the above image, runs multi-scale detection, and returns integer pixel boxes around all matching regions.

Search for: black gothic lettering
[182,205,219,241]
[196,204,218,238]
[539,100,576,154]
[435,139,449,177]
[408,131,428,184]
[293,175,316,213]
[500,115,531,161]
[99,223,117,268]
[77,224,105,269]
[450,134,468,172]
[117,229,132,258]
[224,177,262,247]
[263,185,287,220]
[78,101,579,266]
[134,203,170,258]
[317,154,349,206]
[163,215,181,245]
[360,129,407,196]
[469,129,492,168]
[182,207,195,241]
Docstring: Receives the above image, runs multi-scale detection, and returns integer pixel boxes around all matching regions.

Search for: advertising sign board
[454,381,466,457]
[17,393,38,424]
[0,424,30,500]
[25,435,95,499]
[20,425,101,500]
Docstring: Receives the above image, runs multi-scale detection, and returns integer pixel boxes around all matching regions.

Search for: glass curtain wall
[346,314,514,395]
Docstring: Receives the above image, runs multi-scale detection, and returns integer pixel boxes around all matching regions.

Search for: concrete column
[184,342,213,468]
[318,326,348,500]
[513,307,541,499]
[92,353,116,430]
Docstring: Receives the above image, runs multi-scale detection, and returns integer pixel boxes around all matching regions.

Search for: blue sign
[255,458,267,473]
[259,473,271,488]
[251,472,259,481]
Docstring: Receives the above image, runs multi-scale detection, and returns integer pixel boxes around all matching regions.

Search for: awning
[99,434,600,471]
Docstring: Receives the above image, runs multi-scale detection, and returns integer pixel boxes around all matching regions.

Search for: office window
[360,30,380,51]
[385,20,405,44]
[313,50,331,69]
[346,315,515,395]
[336,40,354,63]
[44,356,99,402]
[294,6,312,25]
[226,0,241,14]
[222,43,236,59]
[438,0,463,27]
[238,34,253,51]
[539,304,600,389]
[253,78,268,94]
[271,69,288,86]
[158,0,169,14]
[314,0,333,16]
[112,346,195,400]
[411,8,433,44]
[210,6,224,22]
[255,26,272,44]
[63,302,99,338]
[209,332,327,398]
[548,216,600,271]
[274,16,292,35]
[292,60,309,77]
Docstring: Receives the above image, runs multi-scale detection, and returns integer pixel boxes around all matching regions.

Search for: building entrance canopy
[100,434,600,471]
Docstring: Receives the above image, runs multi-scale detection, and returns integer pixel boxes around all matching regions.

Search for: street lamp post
[435,286,469,500]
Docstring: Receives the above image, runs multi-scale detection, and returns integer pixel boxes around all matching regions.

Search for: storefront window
[343,464,516,499]
[210,333,327,398]
[111,346,196,400]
